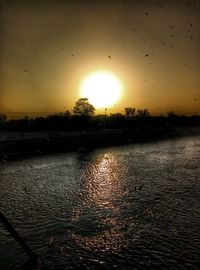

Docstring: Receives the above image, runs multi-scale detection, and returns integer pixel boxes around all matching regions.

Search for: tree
[73,98,95,117]
[136,109,150,117]
[143,109,150,117]
[167,111,177,118]
[124,107,136,117]
[64,110,71,117]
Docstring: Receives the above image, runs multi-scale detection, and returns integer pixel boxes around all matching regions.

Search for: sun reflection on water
[70,153,129,252]
[86,154,125,206]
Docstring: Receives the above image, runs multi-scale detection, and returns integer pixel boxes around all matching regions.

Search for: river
[0,136,200,269]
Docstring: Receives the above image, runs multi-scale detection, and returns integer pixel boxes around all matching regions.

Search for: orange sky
[0,0,200,118]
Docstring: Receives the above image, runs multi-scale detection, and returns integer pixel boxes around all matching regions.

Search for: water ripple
[0,137,200,269]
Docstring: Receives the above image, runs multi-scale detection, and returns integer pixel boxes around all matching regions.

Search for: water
[0,136,200,269]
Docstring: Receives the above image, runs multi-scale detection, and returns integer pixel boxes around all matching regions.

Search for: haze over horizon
[1,0,200,119]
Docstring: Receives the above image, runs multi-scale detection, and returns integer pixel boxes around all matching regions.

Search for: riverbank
[1,127,200,160]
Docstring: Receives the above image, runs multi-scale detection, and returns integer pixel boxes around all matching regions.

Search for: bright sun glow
[80,71,123,108]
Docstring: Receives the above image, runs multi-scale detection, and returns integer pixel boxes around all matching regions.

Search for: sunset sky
[1,0,200,118]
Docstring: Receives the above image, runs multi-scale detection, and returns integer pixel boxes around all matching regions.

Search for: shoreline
[1,127,200,160]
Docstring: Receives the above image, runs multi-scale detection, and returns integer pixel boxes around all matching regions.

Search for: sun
[80,71,123,108]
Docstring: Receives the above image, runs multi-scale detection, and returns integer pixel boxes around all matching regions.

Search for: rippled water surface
[1,136,200,269]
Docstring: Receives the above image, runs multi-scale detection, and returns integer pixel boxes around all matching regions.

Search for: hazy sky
[1,0,200,118]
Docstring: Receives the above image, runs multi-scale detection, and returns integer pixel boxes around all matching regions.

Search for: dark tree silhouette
[64,110,71,117]
[136,109,150,117]
[73,98,95,116]
[168,111,177,118]
[124,107,136,117]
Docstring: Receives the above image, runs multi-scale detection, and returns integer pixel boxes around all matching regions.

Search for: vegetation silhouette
[1,100,200,158]
[0,99,200,132]
[73,98,95,117]
[124,107,136,118]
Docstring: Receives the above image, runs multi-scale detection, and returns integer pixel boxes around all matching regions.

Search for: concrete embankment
[0,127,200,159]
